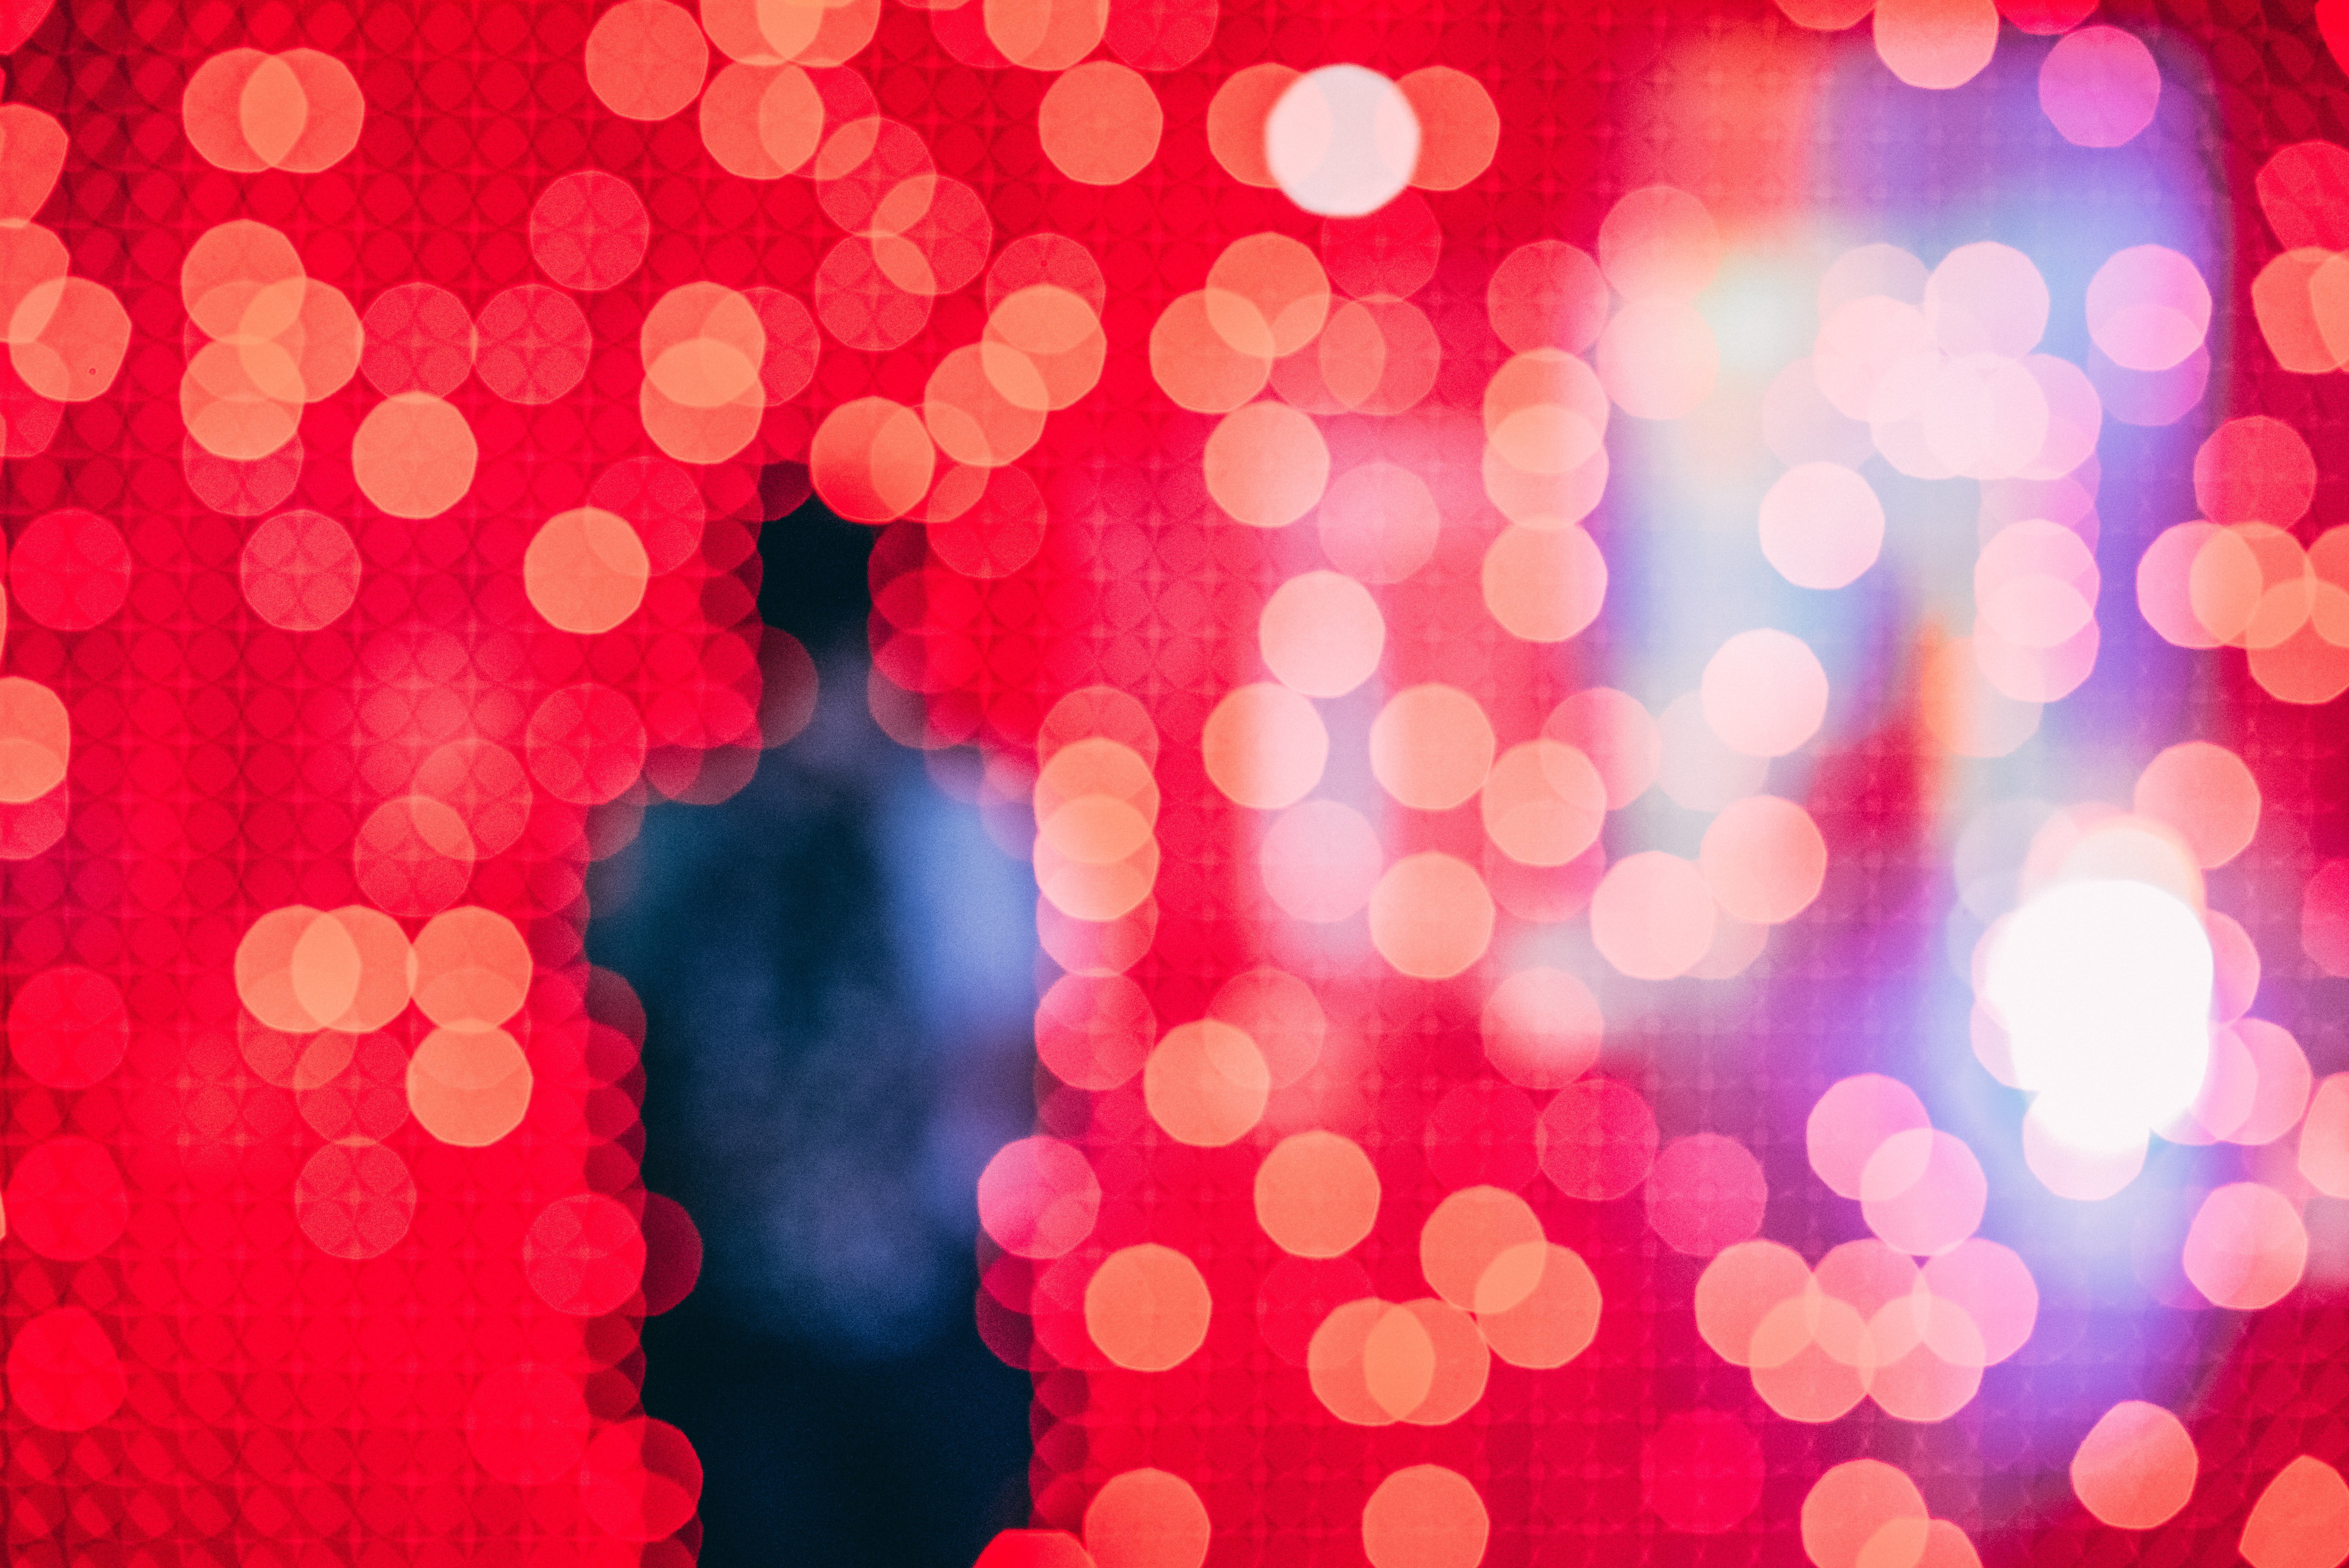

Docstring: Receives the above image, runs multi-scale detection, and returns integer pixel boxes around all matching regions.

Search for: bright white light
[1265,66,1420,218]
[1984,879,2212,1153]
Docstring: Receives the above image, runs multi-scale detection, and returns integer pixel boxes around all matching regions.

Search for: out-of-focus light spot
[1144,1020,1269,1146]
[2253,248,2345,374]
[2205,1019,2311,1146]
[1207,234,1330,359]
[1085,1469,1211,1568]
[1260,798,1381,921]
[352,393,478,519]
[1475,1242,1600,1367]
[1800,1460,1928,1568]
[1700,795,1827,925]
[1750,1299,1868,1421]
[1086,1244,1212,1371]
[235,905,413,1034]
[529,169,650,292]
[584,0,707,120]
[696,62,822,178]
[1539,1077,1658,1200]
[578,1417,703,1542]
[11,508,127,631]
[1859,1129,1986,1256]
[1204,64,1298,187]
[1702,629,1829,758]
[1309,299,1438,411]
[6,1306,126,1431]
[0,103,66,221]
[811,396,935,521]
[1038,732,1165,920]
[1260,571,1384,697]
[354,795,475,914]
[1393,66,1498,191]
[0,676,69,802]
[987,283,1105,410]
[7,1136,126,1258]
[406,1026,532,1148]
[2257,140,2349,251]
[1420,1186,1543,1311]
[1598,186,1721,300]
[524,508,650,635]
[1987,877,2211,1151]
[984,0,1107,69]
[1039,62,1162,185]
[6,967,125,1089]
[1923,1239,2037,1365]
[1694,1240,1810,1367]
[1266,66,1420,218]
[978,1137,1101,1258]
[1590,852,1718,980]
[1205,401,1330,527]
[1207,968,1324,1087]
[527,683,648,805]
[1486,241,1607,356]
[2182,1182,2307,1310]
[1258,1131,1379,1257]
[12,275,130,403]
[1371,685,1495,811]
[1775,0,1873,29]
[1760,462,1884,590]
[1484,350,1607,474]
[2070,1401,2198,1529]
[1481,741,1604,866]
[2301,1075,2349,1197]
[1545,689,1658,809]
[1872,0,1999,90]
[1641,1410,1765,1533]
[183,48,365,173]
[1481,524,1605,643]
[975,1530,1096,1568]
[1361,1465,1489,1568]
[1035,973,1154,1089]
[410,905,531,1032]
[1367,1299,1488,1421]
[1152,292,1269,412]
[1597,300,1718,420]
[2240,1457,2349,1568]
[2196,415,2316,526]
[1368,853,1494,979]
[1807,1074,1931,1200]
[1319,463,1440,582]
[1926,241,2049,358]
[1305,1298,1402,1422]
[1480,968,1602,1088]
[2087,246,2208,373]
[1202,683,1328,809]
[241,508,360,631]
[2131,741,2259,868]
[1645,1135,1768,1257]
[2202,910,2262,1025]
[297,1138,416,1260]
[476,283,592,404]
[2039,26,2160,147]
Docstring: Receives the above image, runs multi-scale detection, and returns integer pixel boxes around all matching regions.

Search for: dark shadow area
[589,478,1035,1566]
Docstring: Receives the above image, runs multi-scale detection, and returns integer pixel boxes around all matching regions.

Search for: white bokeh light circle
[1985,878,2213,1154]
[1265,65,1421,218]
